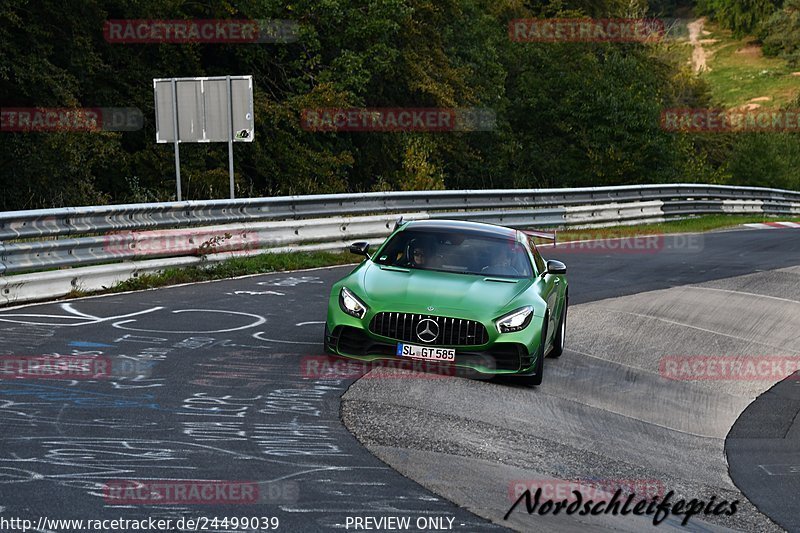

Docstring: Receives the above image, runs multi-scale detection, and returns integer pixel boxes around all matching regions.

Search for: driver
[409,241,429,267]
[406,238,435,268]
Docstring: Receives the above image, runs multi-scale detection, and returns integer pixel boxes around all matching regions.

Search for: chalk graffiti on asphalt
[0,304,268,335]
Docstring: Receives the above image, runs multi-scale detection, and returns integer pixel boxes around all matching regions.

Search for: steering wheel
[481,264,521,276]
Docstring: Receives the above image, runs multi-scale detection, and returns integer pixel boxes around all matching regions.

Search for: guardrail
[1,184,799,305]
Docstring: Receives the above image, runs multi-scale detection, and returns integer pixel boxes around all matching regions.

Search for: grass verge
[701,22,800,109]
[553,214,800,242]
[110,251,357,294]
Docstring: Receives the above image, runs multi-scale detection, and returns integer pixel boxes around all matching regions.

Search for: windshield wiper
[379,265,410,272]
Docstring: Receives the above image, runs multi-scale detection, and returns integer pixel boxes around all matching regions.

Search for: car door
[529,238,559,347]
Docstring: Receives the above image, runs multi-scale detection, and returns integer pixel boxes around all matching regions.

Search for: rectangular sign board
[154,75,254,143]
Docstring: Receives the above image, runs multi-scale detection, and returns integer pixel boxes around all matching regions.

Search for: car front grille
[369,312,489,346]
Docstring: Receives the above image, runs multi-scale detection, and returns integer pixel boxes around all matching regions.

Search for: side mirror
[546,259,567,275]
[349,242,370,257]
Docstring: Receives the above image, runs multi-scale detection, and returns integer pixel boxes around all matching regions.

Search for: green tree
[696,0,780,36]
[759,0,800,65]
[1,0,793,211]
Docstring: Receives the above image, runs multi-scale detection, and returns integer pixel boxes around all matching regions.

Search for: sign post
[227,75,235,199]
[154,75,254,200]
[170,79,182,201]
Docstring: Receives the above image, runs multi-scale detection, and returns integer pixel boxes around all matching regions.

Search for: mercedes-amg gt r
[324,219,568,384]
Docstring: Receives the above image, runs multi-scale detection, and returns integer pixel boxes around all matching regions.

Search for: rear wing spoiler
[521,229,557,247]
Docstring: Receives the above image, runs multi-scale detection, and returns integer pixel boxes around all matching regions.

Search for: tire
[520,320,547,386]
[548,295,568,359]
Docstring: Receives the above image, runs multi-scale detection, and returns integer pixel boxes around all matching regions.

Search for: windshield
[373,229,533,278]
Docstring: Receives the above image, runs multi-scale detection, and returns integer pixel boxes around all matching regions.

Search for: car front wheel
[519,320,547,386]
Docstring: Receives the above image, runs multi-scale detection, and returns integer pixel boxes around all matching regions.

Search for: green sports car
[324,219,568,385]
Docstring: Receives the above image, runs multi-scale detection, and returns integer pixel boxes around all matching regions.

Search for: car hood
[359,262,531,314]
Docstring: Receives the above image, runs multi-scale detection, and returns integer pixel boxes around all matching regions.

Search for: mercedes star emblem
[416,318,439,343]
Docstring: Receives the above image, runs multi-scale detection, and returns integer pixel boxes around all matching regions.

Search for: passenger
[483,243,521,276]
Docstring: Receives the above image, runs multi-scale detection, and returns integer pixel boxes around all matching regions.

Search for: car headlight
[339,287,368,319]
[495,306,534,333]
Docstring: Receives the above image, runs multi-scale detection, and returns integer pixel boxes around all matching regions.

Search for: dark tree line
[1,0,797,210]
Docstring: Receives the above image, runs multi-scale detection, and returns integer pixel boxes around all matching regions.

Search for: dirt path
[688,17,709,73]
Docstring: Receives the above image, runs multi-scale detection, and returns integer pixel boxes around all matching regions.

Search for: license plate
[396,343,455,362]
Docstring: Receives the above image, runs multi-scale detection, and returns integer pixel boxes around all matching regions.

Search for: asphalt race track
[727,373,800,531]
[0,227,798,532]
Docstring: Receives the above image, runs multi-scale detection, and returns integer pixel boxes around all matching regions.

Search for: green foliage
[697,0,780,36]
[759,0,800,65]
[723,132,800,190]
[1,0,797,212]
[722,95,800,191]
[646,0,695,16]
